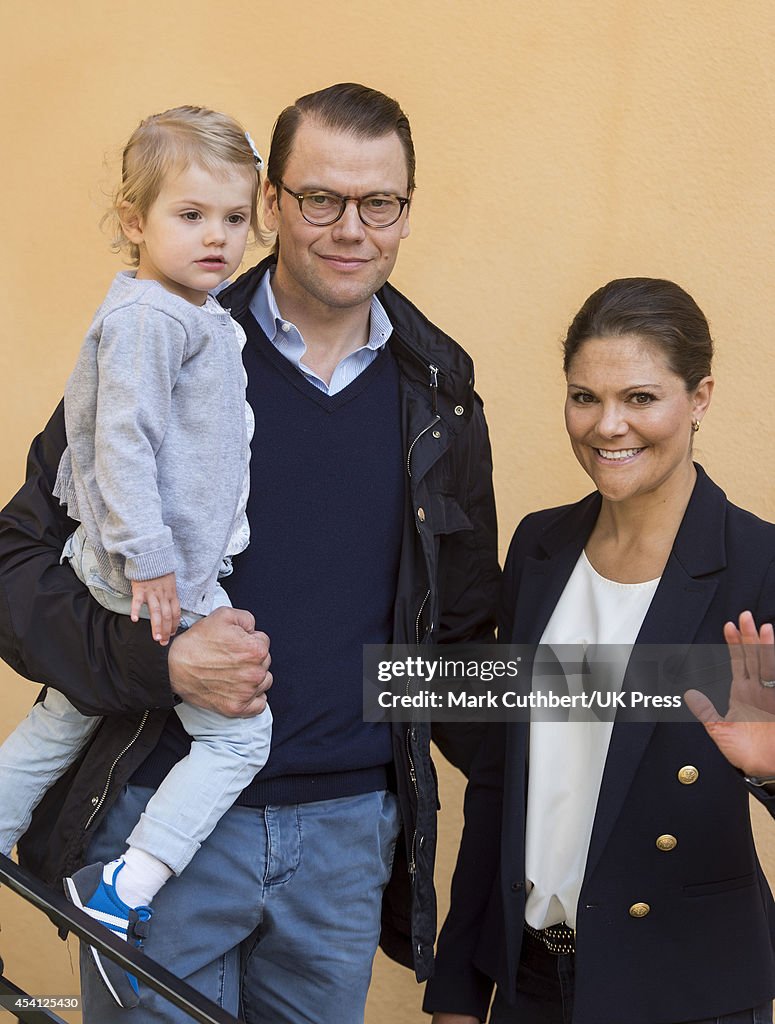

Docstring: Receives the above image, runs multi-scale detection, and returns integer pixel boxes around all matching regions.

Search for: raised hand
[684,610,775,777]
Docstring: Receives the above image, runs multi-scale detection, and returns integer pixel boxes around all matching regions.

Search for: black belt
[524,921,575,955]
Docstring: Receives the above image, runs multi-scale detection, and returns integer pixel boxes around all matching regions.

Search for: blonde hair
[107,106,266,264]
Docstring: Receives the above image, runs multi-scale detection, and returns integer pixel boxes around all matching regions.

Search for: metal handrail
[0,854,241,1024]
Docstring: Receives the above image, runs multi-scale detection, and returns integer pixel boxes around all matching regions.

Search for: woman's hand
[684,610,775,776]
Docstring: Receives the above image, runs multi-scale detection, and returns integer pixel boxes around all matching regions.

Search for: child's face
[126,162,254,305]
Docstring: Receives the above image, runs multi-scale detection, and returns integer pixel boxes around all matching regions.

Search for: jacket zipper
[407,587,431,881]
[429,364,439,414]
[406,417,441,478]
[405,728,419,878]
[415,590,430,645]
[404,365,441,882]
[406,365,442,478]
[84,711,150,830]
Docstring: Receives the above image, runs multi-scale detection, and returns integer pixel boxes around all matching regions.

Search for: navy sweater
[134,316,405,805]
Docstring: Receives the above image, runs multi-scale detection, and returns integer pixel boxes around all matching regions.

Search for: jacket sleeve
[436,395,500,645]
[432,395,501,774]
[425,519,531,1015]
[0,402,175,716]
[423,722,505,1018]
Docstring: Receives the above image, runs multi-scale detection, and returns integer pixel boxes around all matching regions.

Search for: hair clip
[245,132,264,171]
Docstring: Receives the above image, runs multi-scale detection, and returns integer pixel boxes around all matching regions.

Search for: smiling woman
[565,336,710,502]
[425,278,775,1024]
[562,279,714,583]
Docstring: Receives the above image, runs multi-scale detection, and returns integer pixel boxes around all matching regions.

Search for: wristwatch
[743,774,775,795]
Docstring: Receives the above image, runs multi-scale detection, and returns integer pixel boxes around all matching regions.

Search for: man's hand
[685,610,775,777]
[131,573,181,646]
[168,606,272,717]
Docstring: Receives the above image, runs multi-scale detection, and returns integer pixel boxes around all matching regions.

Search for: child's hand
[131,574,181,646]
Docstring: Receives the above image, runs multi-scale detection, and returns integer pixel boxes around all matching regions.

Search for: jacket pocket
[683,872,755,897]
[430,493,473,535]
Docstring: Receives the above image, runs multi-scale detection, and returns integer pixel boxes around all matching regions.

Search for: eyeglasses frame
[277,181,411,228]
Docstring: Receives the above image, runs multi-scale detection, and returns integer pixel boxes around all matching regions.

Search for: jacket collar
[218,255,477,417]
[514,464,728,645]
[534,463,726,573]
[663,461,728,577]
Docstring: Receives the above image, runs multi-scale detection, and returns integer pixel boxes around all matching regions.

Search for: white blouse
[524,550,660,929]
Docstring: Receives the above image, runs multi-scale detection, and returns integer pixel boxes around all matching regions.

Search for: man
[0,83,499,1023]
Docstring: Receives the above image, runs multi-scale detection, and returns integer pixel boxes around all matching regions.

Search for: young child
[0,106,272,1007]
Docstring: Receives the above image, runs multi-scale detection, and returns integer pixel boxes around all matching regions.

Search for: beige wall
[2,1,775,1020]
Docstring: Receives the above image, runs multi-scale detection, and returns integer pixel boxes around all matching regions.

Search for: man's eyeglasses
[278,181,410,228]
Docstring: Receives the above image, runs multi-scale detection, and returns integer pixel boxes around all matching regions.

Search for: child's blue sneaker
[64,860,152,1008]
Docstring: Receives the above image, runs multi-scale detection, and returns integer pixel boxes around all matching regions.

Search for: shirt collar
[249,268,392,351]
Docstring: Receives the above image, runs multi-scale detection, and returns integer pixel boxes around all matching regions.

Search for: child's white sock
[110,848,173,908]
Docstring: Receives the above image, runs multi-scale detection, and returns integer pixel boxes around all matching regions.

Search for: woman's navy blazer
[425,465,775,1023]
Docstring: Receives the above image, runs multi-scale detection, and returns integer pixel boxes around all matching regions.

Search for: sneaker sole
[64,874,130,1008]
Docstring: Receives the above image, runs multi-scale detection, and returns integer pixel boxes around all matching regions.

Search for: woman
[424,278,775,1024]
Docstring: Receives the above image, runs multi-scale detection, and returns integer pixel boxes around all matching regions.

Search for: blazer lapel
[511,492,602,646]
[504,492,600,881]
[584,465,726,879]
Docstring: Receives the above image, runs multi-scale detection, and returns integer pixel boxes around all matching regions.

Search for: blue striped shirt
[248,269,393,396]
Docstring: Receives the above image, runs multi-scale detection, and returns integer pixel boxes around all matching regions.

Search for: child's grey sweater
[54,271,250,615]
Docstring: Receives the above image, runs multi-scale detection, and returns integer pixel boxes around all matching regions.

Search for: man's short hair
[267,83,416,194]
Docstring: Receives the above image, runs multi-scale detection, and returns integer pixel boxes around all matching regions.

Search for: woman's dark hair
[563,278,713,390]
